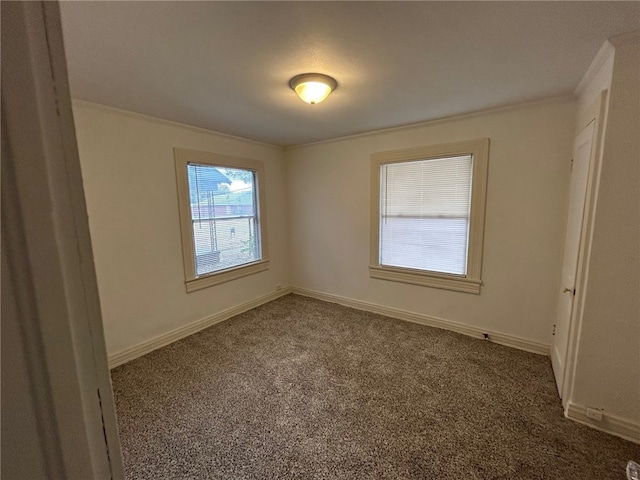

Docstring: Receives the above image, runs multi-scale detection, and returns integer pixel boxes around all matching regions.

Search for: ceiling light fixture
[289,73,337,105]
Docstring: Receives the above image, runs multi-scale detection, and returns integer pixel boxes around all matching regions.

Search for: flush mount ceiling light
[289,73,338,105]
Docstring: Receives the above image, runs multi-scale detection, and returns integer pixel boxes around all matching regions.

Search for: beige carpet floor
[111,294,639,479]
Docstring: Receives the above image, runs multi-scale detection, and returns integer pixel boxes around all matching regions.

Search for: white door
[551,121,595,396]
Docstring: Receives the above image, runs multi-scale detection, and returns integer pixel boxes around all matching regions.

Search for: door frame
[558,91,608,406]
[552,120,595,396]
[2,2,124,477]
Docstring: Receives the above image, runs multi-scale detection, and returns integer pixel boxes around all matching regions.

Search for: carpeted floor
[111,294,639,479]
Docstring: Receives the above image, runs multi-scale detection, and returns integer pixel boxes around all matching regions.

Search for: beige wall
[73,39,638,438]
[285,99,576,347]
[73,102,289,356]
[75,98,577,356]
[570,37,640,424]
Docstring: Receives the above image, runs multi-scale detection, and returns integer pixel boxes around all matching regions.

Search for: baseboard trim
[565,402,640,444]
[108,287,292,368]
[290,287,550,356]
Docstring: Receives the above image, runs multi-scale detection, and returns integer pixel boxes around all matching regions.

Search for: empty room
[3,1,639,479]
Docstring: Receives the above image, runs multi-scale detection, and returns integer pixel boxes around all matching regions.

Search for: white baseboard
[108,286,639,445]
[108,287,292,368]
[109,285,550,368]
[565,402,640,444]
[290,286,550,356]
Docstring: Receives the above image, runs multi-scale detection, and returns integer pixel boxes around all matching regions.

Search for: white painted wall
[285,99,576,347]
[570,36,640,425]
[73,102,289,356]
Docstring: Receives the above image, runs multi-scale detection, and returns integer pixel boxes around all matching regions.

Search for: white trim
[369,265,481,294]
[565,402,640,444]
[108,285,550,369]
[560,92,608,405]
[108,287,292,368]
[550,120,596,398]
[574,41,614,98]
[72,94,575,153]
[290,287,549,356]
[185,260,270,292]
[285,95,574,151]
[71,98,284,151]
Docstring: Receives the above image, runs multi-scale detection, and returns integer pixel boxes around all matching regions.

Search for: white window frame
[370,138,489,294]
[174,148,269,293]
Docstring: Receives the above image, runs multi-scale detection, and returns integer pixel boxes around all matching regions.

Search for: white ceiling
[60,1,640,147]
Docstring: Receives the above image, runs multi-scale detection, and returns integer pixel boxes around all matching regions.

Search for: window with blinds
[174,148,269,293]
[370,139,489,294]
[380,155,472,275]
[187,164,260,276]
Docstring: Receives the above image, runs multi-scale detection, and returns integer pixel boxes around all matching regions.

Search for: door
[551,121,595,396]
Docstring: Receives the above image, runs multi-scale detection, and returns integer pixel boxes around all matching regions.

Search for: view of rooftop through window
[187,163,260,276]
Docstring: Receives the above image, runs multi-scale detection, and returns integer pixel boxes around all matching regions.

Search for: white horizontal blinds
[380,155,473,275]
[187,163,260,276]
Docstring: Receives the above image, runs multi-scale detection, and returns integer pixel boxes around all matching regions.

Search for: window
[370,139,489,294]
[174,148,268,292]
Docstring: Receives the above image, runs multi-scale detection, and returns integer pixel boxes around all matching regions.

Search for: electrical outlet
[586,408,603,421]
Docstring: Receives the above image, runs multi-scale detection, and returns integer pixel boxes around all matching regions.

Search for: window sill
[185,259,269,293]
[369,265,481,294]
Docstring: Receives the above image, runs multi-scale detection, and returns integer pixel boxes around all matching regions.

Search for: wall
[286,99,576,347]
[570,35,640,427]
[73,101,289,356]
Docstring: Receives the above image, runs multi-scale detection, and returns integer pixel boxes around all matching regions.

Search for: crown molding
[285,95,574,152]
[608,28,640,47]
[71,99,284,152]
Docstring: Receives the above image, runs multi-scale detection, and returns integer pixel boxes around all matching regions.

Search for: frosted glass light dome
[289,73,337,105]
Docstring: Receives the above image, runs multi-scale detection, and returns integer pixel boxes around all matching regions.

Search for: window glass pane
[380,155,472,275]
[187,163,260,276]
